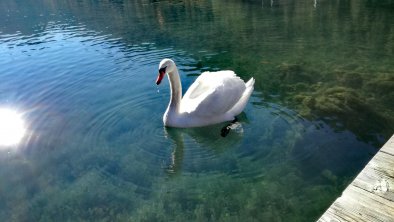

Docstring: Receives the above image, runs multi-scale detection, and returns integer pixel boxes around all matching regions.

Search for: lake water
[0,0,393,221]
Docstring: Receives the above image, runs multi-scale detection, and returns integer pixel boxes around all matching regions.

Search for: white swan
[156,58,255,128]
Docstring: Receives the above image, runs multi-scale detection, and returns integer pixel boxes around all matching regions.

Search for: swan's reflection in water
[163,116,247,176]
[164,127,184,175]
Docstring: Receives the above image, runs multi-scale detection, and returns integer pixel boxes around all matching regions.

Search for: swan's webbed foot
[221,117,238,137]
[221,126,231,137]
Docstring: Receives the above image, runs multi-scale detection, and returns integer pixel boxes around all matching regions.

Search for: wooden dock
[318,134,394,222]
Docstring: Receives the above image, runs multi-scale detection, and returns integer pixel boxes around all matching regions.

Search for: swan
[156,58,255,128]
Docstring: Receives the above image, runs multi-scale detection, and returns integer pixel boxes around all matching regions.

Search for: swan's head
[156,58,175,85]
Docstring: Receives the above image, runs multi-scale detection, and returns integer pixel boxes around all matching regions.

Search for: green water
[0,0,393,221]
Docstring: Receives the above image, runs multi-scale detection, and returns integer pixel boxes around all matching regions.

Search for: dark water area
[0,0,393,221]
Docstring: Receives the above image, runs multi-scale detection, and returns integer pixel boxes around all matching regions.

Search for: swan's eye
[159,67,166,74]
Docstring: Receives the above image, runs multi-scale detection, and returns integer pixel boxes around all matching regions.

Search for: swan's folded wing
[181,71,246,117]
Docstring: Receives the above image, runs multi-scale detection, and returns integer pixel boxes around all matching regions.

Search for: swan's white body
[156,59,254,128]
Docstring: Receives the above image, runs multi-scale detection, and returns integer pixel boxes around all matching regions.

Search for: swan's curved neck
[167,65,182,114]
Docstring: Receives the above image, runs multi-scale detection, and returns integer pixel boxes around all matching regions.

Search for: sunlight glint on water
[0,108,26,147]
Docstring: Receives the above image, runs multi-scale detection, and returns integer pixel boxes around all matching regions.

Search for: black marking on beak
[159,67,166,75]
[156,66,167,85]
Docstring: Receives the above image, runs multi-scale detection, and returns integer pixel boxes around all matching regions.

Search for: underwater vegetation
[278,62,394,144]
[0,129,352,222]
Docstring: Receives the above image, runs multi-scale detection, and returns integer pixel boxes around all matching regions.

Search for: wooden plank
[318,135,394,222]
[368,151,394,177]
[380,136,394,156]
[342,186,394,219]
[319,186,394,222]
[353,167,394,202]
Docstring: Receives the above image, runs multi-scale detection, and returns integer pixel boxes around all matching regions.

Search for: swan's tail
[228,77,255,116]
[245,77,255,88]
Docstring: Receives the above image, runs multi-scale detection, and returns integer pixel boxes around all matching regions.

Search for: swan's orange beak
[156,67,166,85]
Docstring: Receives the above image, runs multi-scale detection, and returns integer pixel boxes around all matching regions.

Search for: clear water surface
[0,0,393,221]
